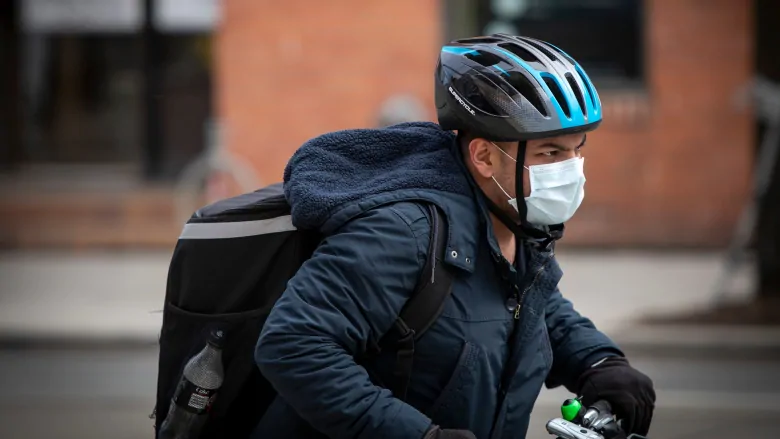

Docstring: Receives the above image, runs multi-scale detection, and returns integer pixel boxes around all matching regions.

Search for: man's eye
[541,151,556,157]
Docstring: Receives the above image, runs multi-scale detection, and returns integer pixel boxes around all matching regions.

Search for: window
[19,34,144,163]
[9,0,217,179]
[473,0,644,88]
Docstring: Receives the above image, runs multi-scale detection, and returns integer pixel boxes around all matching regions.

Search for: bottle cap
[207,329,225,349]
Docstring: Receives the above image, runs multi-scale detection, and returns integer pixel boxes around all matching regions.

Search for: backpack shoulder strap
[398,203,453,338]
[388,203,454,401]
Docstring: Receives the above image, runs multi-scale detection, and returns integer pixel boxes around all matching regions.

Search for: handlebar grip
[591,401,651,439]
[582,400,612,428]
[585,400,626,439]
[591,400,613,415]
[600,420,622,439]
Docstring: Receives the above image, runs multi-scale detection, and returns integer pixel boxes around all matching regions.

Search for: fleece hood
[283,122,474,231]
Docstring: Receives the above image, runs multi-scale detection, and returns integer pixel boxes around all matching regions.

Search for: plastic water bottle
[158,330,225,439]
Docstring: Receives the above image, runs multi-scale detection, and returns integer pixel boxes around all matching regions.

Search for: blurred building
[0,0,776,249]
[0,0,217,247]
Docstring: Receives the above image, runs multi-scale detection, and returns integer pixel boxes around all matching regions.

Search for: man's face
[464,132,587,221]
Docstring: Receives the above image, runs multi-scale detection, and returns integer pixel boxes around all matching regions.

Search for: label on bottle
[172,378,218,414]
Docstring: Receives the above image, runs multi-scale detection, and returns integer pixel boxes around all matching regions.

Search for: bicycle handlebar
[546,398,648,439]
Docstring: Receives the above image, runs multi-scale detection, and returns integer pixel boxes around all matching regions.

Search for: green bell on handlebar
[560,398,582,422]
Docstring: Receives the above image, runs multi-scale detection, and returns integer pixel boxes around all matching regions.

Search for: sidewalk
[0,251,169,345]
[1,249,779,349]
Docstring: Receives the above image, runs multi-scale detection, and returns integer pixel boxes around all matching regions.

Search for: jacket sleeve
[255,205,433,439]
[544,286,624,392]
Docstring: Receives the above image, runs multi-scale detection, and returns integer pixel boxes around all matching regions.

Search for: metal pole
[713,76,780,303]
[142,0,163,179]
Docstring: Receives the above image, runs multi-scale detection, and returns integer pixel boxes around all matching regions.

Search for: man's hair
[456,130,476,158]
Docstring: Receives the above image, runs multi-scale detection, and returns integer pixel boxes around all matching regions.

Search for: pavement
[1,344,778,439]
[2,249,780,439]
[1,248,779,350]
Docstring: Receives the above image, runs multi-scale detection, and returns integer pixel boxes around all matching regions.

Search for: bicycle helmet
[435,34,602,141]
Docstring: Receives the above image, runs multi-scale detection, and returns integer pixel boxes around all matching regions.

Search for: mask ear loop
[486,141,535,237]
[513,141,555,242]
[491,176,513,200]
[490,141,528,212]
[484,140,557,243]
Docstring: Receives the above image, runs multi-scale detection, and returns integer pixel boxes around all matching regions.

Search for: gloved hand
[576,356,655,437]
[423,425,477,439]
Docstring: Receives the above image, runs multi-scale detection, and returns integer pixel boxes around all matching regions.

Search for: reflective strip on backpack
[179,215,297,239]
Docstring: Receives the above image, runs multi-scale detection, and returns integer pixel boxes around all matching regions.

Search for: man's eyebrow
[536,134,587,150]
[537,143,568,151]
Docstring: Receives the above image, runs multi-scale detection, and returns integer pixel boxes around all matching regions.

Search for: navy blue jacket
[253,122,622,439]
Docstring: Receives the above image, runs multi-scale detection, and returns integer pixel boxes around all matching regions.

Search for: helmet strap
[514,141,528,223]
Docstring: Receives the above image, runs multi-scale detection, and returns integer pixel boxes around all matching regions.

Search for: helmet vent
[456,37,501,45]
[464,50,504,68]
[506,72,548,117]
[542,76,571,119]
[575,64,596,108]
[565,73,587,114]
[546,43,576,64]
[497,43,538,63]
[520,38,559,62]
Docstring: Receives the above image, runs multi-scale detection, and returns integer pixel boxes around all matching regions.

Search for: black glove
[423,425,477,439]
[576,356,655,436]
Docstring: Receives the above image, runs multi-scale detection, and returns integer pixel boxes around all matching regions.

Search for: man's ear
[468,138,495,179]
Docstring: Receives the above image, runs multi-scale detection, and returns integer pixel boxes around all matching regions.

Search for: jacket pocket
[426,341,480,425]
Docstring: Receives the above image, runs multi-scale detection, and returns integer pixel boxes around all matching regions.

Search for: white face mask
[490,142,586,226]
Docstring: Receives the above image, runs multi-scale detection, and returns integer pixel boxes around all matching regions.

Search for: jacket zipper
[490,257,549,438]
[513,263,545,319]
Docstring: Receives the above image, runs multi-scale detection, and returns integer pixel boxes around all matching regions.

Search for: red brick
[218,0,754,248]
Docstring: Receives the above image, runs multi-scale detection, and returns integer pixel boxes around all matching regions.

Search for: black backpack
[153,183,454,438]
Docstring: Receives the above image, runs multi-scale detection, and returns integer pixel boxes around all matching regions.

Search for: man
[253,34,655,439]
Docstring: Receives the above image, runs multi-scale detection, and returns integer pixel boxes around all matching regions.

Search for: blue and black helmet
[435,34,603,141]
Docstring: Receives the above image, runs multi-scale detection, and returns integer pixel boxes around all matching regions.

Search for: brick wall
[217,0,755,248]
[215,0,441,184]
